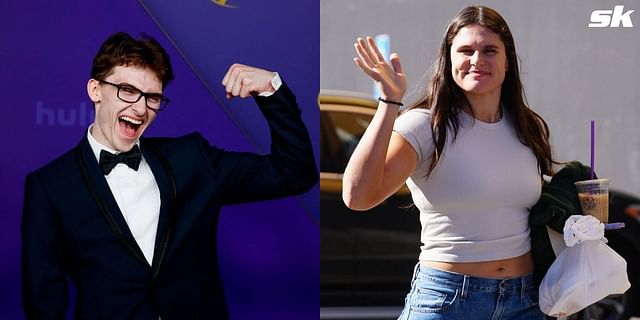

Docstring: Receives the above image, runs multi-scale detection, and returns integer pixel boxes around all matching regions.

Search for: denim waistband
[414,263,535,295]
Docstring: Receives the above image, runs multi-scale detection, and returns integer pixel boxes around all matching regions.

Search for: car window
[320,109,373,174]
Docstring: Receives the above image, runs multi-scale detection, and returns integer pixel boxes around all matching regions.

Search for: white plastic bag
[539,215,630,317]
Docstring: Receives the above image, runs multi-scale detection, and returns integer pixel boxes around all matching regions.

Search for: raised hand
[353,36,407,102]
[221,63,276,99]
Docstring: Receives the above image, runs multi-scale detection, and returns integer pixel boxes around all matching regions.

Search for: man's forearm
[254,82,318,193]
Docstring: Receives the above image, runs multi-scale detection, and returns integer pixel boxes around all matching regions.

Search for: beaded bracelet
[377,97,403,106]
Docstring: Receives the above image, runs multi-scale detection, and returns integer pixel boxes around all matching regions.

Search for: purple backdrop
[0,0,319,319]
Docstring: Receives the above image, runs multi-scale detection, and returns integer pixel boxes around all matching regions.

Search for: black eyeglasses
[98,79,170,112]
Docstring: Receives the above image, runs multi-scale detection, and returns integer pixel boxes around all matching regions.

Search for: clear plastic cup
[575,178,609,223]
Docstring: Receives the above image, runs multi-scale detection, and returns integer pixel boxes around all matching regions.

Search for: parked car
[319,90,640,320]
[320,90,419,310]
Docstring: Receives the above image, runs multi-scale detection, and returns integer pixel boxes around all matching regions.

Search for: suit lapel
[75,136,150,268]
[140,138,176,282]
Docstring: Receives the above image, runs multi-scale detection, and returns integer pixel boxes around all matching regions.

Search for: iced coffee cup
[575,178,609,223]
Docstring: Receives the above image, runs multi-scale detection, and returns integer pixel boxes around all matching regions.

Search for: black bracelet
[378,97,403,106]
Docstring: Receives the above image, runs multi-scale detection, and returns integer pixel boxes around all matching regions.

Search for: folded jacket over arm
[529,161,596,286]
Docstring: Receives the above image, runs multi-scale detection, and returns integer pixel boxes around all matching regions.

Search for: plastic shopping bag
[539,216,630,317]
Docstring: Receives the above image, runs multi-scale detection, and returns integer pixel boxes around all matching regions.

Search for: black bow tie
[99,145,142,175]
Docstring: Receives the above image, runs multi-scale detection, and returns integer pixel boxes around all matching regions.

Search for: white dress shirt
[87,127,161,265]
[259,72,282,96]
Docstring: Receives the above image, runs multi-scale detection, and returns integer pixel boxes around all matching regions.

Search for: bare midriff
[420,251,534,278]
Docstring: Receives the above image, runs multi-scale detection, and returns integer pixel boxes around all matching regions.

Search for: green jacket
[529,161,595,286]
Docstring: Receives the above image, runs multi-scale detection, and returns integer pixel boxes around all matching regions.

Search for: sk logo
[211,0,237,8]
[589,5,634,27]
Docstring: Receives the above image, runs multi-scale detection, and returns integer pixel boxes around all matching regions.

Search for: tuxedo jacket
[21,84,318,320]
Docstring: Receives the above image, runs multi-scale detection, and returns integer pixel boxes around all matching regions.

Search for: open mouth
[119,115,143,138]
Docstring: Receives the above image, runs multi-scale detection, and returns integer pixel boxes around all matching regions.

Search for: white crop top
[393,108,542,262]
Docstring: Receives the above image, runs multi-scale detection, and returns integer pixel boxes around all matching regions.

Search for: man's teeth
[120,116,142,125]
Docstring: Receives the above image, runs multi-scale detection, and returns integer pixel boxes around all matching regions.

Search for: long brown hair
[410,6,555,177]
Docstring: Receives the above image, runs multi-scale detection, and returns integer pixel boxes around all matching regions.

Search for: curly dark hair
[90,32,174,88]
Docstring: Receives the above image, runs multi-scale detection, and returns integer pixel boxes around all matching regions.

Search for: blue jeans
[397,263,545,320]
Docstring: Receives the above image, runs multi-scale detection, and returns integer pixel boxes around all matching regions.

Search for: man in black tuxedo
[21,32,317,319]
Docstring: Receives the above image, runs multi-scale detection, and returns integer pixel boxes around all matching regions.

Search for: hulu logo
[35,101,95,127]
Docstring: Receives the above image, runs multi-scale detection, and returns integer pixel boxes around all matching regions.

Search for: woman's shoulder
[400,107,432,117]
[393,107,435,151]
[393,107,435,168]
[397,107,433,125]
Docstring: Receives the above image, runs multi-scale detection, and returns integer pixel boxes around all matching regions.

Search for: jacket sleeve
[530,161,593,231]
[22,172,68,319]
[199,82,318,205]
